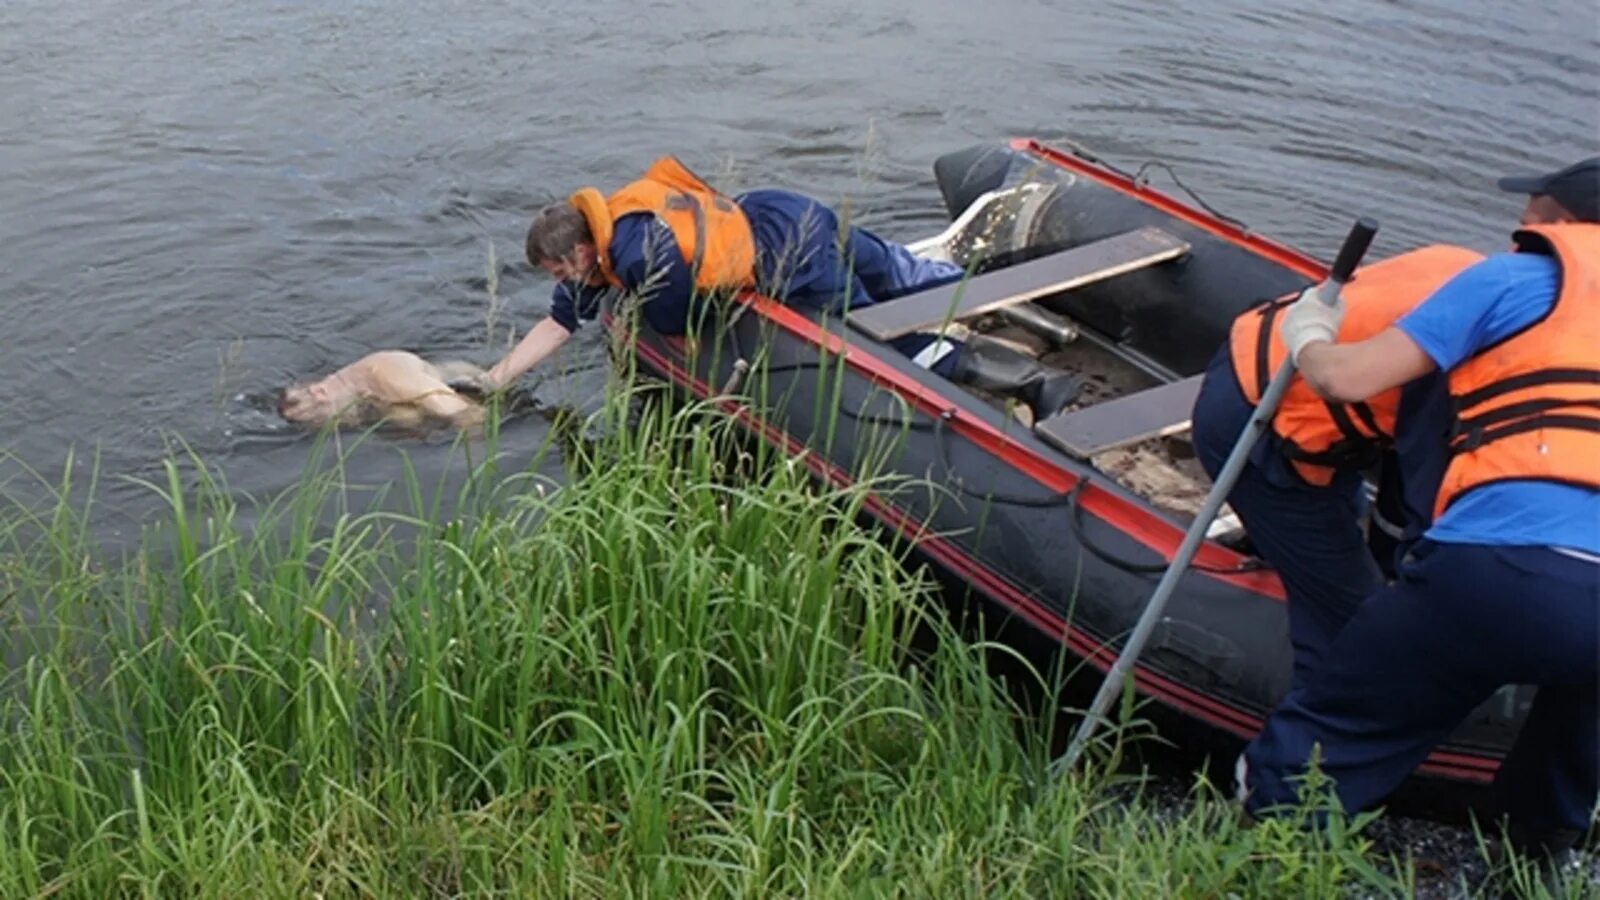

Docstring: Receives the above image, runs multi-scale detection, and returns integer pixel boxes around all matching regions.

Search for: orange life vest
[567,156,757,292]
[1433,223,1600,516]
[1229,245,1484,485]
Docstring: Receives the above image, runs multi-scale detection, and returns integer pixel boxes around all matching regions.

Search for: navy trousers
[740,189,963,312]
[1191,348,1381,690]
[847,224,966,377]
[740,189,967,377]
[1243,540,1600,833]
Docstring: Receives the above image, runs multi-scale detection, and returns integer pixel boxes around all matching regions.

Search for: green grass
[0,378,1570,899]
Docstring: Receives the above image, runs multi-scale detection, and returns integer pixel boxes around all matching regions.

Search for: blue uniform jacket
[547,190,959,336]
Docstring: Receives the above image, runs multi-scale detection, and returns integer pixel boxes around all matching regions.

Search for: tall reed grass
[0,370,1541,898]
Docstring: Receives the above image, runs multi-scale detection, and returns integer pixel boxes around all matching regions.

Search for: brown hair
[526,203,594,266]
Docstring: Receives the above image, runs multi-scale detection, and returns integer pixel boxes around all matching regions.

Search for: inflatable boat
[605,138,1524,802]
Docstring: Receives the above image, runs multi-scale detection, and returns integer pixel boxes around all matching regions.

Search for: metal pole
[1056,217,1378,773]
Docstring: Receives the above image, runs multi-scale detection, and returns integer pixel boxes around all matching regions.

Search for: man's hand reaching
[446,372,499,401]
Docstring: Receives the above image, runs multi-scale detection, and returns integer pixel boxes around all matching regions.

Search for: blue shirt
[1396,252,1600,554]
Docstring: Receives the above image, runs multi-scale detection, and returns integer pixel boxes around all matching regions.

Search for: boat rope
[930,414,1263,575]
[1131,160,1248,231]
[728,351,1265,577]
[1062,481,1264,576]
[1044,138,1137,181]
[1044,139,1250,232]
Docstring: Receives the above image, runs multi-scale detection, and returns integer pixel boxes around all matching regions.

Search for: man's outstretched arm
[484,316,573,389]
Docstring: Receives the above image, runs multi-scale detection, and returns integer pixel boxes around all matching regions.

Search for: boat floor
[968,322,1216,521]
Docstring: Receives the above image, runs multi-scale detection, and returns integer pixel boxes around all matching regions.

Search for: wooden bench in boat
[848,226,1190,341]
[1034,375,1203,459]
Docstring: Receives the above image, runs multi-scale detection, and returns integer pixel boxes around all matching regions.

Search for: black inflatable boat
[605,139,1523,798]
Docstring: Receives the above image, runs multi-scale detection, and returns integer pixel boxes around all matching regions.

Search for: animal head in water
[279,380,333,423]
[279,378,362,424]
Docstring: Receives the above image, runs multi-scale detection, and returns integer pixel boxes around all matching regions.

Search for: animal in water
[279,351,489,431]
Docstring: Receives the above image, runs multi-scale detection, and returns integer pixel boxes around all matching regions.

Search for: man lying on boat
[279,350,489,432]
[476,155,1081,418]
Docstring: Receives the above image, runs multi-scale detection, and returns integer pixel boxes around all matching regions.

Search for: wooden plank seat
[1034,375,1203,459]
[847,226,1190,341]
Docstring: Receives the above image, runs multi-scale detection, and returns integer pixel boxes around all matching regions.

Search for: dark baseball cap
[1497,156,1600,222]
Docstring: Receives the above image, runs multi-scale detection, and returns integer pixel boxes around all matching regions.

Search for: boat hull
[607,139,1525,803]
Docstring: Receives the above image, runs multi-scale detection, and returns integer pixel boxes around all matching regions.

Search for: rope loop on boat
[1065,480,1266,576]
[1131,160,1248,231]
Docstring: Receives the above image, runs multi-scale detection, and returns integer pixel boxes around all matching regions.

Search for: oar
[1055,217,1379,773]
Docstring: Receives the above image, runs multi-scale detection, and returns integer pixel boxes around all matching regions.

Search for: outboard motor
[933,145,1077,264]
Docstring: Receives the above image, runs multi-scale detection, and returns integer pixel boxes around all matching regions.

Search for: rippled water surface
[1,0,1595,539]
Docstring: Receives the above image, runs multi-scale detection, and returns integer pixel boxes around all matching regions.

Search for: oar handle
[1325,217,1379,289]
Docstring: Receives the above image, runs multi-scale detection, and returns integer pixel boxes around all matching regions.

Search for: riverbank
[0,391,1578,898]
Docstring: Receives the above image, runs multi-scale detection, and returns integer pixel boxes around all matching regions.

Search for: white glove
[1278,285,1345,365]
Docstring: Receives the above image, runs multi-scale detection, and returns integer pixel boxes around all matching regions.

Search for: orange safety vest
[1434,223,1600,516]
[1229,245,1484,485]
[567,156,757,292]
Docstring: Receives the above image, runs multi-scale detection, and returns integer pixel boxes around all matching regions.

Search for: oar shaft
[1057,217,1377,773]
[1057,359,1292,770]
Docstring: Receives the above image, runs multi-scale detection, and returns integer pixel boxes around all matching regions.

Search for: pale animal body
[279,351,486,431]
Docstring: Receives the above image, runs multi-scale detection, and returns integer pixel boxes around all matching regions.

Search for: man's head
[1499,156,1600,225]
[526,203,597,281]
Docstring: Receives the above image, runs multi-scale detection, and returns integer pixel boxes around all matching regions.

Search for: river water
[1,0,1595,543]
